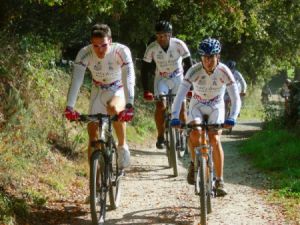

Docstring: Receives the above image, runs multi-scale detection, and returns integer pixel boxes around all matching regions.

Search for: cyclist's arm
[119,47,135,105]
[183,56,193,76]
[171,79,191,119]
[226,82,241,120]
[236,71,247,93]
[66,49,88,108]
[141,60,153,92]
[121,62,135,105]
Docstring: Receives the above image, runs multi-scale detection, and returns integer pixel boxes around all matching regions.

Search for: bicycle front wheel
[90,150,107,225]
[177,130,187,158]
[109,144,122,210]
[198,156,208,225]
[165,123,172,168]
[169,127,178,177]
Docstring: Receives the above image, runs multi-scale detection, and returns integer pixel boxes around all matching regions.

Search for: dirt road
[29,121,290,225]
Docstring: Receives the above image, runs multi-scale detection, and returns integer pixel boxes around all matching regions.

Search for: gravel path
[69,120,290,225]
[30,121,291,225]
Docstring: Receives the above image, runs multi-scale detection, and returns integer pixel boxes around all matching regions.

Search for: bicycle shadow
[130,148,166,156]
[104,206,199,225]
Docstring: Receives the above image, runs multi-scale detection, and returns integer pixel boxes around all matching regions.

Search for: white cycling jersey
[143,37,190,78]
[172,62,241,122]
[232,70,247,93]
[67,43,135,108]
[224,69,247,102]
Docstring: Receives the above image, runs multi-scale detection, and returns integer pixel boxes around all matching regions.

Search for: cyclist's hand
[240,92,246,97]
[64,106,80,121]
[118,104,134,122]
[144,91,154,101]
[171,118,181,128]
[224,118,236,128]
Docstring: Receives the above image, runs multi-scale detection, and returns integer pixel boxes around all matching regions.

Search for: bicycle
[158,89,188,177]
[75,113,123,225]
[186,117,223,225]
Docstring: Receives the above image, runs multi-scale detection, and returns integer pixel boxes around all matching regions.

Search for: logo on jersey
[212,78,217,86]
[94,62,102,71]
[108,62,113,71]
[157,51,164,60]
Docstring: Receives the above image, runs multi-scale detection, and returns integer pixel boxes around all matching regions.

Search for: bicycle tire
[169,126,178,177]
[109,144,121,209]
[207,168,212,214]
[165,123,172,168]
[199,156,208,225]
[177,130,186,158]
[90,150,107,225]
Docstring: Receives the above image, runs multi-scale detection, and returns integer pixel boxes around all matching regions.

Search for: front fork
[194,146,215,196]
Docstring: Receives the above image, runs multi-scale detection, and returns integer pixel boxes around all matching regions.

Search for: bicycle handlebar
[71,113,118,122]
[181,123,225,130]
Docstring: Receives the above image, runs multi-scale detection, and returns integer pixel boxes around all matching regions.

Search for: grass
[240,122,300,223]
[239,85,265,121]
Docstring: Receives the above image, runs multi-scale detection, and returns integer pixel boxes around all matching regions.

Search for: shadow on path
[104,206,199,225]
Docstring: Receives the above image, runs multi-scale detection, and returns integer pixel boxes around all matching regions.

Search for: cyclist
[261,82,272,104]
[141,20,193,149]
[171,38,241,196]
[280,79,292,115]
[64,23,135,169]
[224,60,247,117]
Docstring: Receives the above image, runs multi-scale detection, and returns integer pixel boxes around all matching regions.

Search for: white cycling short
[154,75,183,96]
[187,98,225,124]
[89,84,124,115]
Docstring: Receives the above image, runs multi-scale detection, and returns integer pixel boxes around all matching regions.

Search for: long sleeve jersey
[172,62,241,120]
[67,43,135,108]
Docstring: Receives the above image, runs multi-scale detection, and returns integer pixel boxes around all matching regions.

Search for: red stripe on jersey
[116,50,125,66]
[219,67,234,86]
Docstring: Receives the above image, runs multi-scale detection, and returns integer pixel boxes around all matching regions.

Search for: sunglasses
[93,43,109,49]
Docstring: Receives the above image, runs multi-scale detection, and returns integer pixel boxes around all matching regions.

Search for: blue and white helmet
[198,38,221,56]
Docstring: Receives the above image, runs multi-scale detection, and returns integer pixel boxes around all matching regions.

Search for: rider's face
[91,36,111,59]
[156,32,171,48]
[201,55,219,74]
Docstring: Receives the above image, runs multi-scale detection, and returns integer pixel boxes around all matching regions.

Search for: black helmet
[227,60,236,70]
[155,20,172,33]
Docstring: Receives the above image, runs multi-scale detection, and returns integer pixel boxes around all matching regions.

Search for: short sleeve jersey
[185,62,235,103]
[143,37,190,77]
[74,43,133,84]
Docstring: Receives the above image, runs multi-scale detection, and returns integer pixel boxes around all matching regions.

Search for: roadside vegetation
[240,102,300,224]
[0,34,155,224]
[0,0,299,224]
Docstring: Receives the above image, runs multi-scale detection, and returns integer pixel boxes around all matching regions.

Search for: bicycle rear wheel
[169,126,178,177]
[90,150,107,225]
[109,144,122,210]
[198,156,208,225]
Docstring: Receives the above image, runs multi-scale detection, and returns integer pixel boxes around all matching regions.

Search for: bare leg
[208,132,223,179]
[155,100,166,138]
[87,122,99,162]
[107,95,126,146]
[179,102,187,123]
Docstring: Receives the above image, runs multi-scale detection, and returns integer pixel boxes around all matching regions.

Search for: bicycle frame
[157,89,180,176]
[187,121,223,225]
[76,113,122,224]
